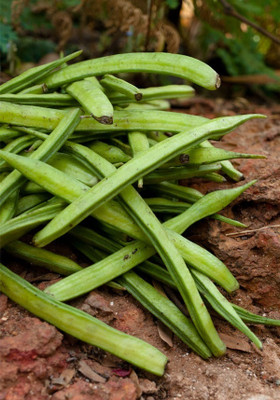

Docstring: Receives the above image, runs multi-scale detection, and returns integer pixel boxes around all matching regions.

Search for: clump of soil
[0,99,280,400]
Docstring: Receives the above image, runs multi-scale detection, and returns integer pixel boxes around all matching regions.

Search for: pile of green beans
[0,50,277,376]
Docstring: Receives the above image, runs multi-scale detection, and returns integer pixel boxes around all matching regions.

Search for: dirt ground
[0,98,280,400]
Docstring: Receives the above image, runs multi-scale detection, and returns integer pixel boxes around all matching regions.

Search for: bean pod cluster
[0,51,278,376]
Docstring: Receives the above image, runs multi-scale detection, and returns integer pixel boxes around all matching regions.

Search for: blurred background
[1,0,280,98]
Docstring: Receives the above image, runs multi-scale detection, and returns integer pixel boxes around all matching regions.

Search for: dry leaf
[51,369,75,387]
[219,333,252,352]
[78,360,107,383]
[129,369,142,398]
[157,320,173,347]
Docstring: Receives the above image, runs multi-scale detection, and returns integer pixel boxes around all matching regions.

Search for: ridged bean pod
[101,74,143,101]
[0,262,167,376]
[0,51,82,94]
[44,52,220,90]
[66,78,114,124]
[0,108,81,208]
[108,84,194,104]
[4,241,82,275]
[33,114,263,247]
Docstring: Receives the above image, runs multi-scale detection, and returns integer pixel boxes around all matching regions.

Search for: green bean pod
[117,271,211,358]
[109,84,194,104]
[88,141,131,163]
[0,108,81,208]
[232,304,280,326]
[0,189,19,224]
[0,262,167,376]
[69,225,121,253]
[0,150,144,241]
[4,241,82,275]
[19,83,48,94]
[165,147,265,167]
[34,114,262,247]
[44,53,221,90]
[48,153,98,187]
[15,193,51,216]
[164,180,256,233]
[135,261,262,347]
[153,181,203,202]
[66,78,114,124]
[128,131,150,188]
[42,143,227,356]
[144,163,222,184]
[0,93,77,107]
[119,100,170,111]
[0,135,36,173]
[145,197,192,213]
[68,237,211,358]
[145,197,245,227]
[0,127,23,143]
[0,102,207,133]
[0,149,239,291]
[101,74,143,100]
[0,51,82,94]
[200,141,244,181]
[191,269,262,348]
[0,198,65,248]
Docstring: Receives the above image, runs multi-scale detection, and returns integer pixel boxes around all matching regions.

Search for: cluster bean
[0,50,276,376]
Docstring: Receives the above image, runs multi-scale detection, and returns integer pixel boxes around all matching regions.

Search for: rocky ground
[0,98,280,400]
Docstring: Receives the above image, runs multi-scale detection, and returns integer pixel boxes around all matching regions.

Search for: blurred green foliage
[194,0,280,79]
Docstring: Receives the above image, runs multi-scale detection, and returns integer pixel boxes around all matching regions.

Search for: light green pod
[0,51,82,94]
[117,271,211,359]
[164,180,256,233]
[0,93,77,107]
[48,153,98,187]
[0,262,168,376]
[144,163,222,184]
[0,189,19,224]
[0,108,81,208]
[4,240,82,275]
[19,83,48,94]
[16,193,51,216]
[0,102,207,133]
[109,84,194,104]
[66,78,114,124]
[0,127,22,143]
[0,198,65,248]
[87,141,131,163]
[0,135,36,173]
[128,131,150,188]
[101,74,142,100]
[44,52,221,90]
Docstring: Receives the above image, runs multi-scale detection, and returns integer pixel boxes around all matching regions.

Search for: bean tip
[215,75,221,89]
[94,115,113,125]
[135,93,143,101]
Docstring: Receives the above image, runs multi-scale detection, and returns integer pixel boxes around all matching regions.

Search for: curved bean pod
[34,115,263,247]
[0,93,77,107]
[101,74,142,101]
[4,241,82,275]
[0,108,81,208]
[0,102,207,132]
[164,180,256,233]
[0,51,82,94]
[109,84,194,104]
[0,262,167,376]
[66,78,114,124]
[44,53,221,90]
